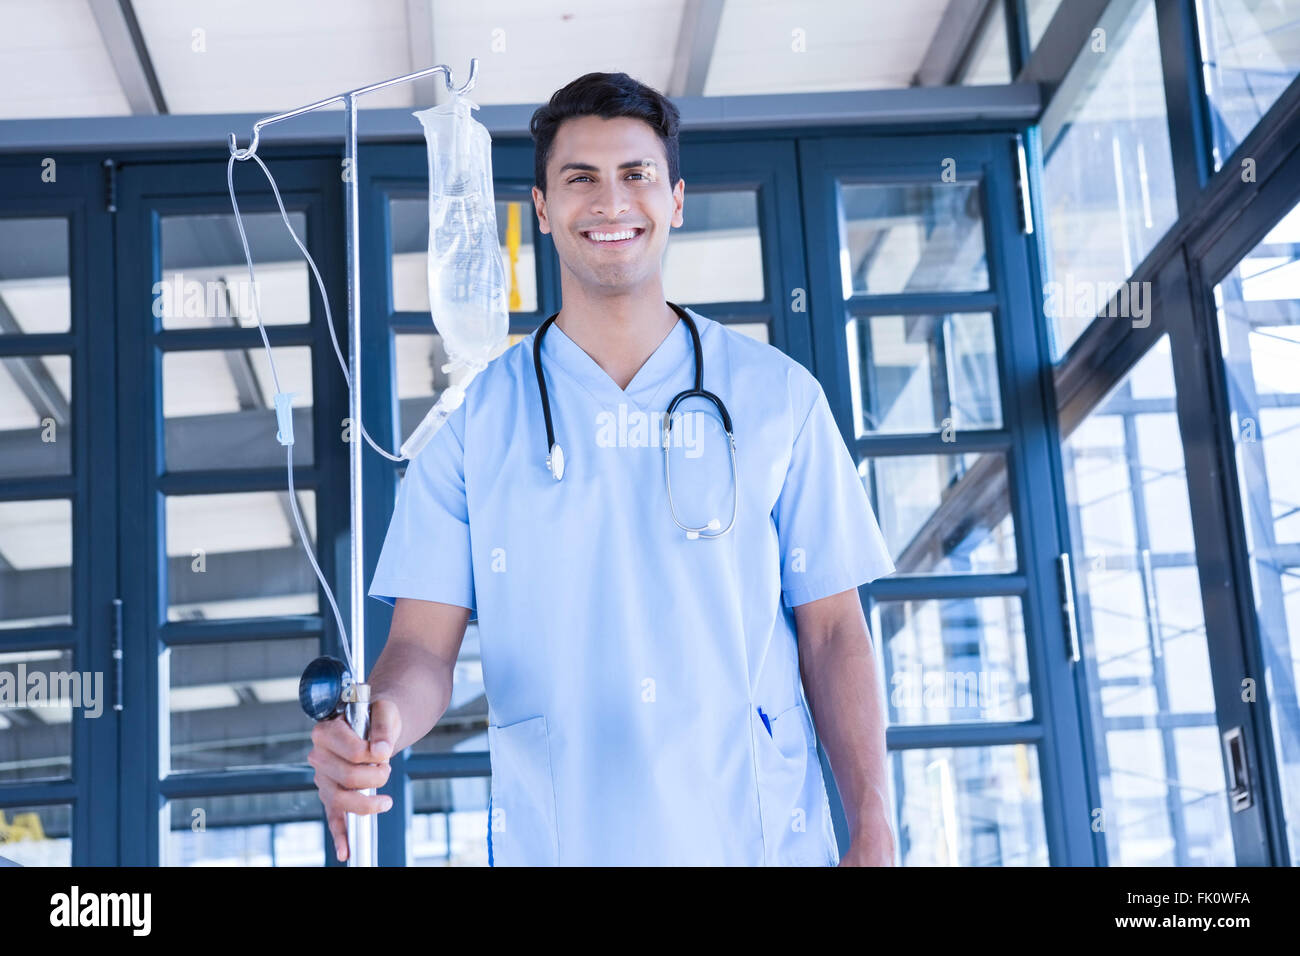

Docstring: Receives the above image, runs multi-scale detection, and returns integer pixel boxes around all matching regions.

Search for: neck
[554,285,680,391]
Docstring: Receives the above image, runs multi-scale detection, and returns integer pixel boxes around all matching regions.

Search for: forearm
[799,616,892,843]
[367,635,455,754]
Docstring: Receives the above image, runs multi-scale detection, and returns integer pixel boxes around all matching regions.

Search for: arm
[794,587,896,867]
[308,596,471,861]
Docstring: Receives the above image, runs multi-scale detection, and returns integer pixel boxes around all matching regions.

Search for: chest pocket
[487,714,560,866]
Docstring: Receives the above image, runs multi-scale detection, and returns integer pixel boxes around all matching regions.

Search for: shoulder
[692,309,823,417]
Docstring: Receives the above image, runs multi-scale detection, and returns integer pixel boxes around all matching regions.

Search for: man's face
[532,115,684,293]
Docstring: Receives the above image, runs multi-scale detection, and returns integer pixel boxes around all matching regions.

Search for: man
[309,72,897,866]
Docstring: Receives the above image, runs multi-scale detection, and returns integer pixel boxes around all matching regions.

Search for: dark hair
[529,72,681,195]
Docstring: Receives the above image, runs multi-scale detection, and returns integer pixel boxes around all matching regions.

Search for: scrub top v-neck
[369,304,895,866]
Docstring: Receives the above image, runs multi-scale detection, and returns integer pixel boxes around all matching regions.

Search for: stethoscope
[532,301,738,539]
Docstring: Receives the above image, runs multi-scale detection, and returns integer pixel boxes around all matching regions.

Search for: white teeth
[586,229,638,242]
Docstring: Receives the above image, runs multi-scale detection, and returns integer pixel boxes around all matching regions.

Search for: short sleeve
[368,403,476,618]
[773,374,895,607]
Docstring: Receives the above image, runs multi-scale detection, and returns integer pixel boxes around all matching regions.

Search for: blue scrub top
[368,305,895,866]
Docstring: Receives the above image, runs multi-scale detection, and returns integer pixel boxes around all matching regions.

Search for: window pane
[390,197,537,314]
[0,354,72,477]
[727,321,769,343]
[394,332,521,447]
[409,776,490,866]
[0,803,71,865]
[874,596,1031,724]
[1026,0,1065,50]
[663,190,764,303]
[840,183,989,296]
[164,636,318,774]
[411,623,485,756]
[159,213,309,329]
[1040,0,1178,358]
[1199,0,1300,169]
[1061,337,1235,865]
[164,791,323,865]
[860,452,1017,574]
[891,745,1048,865]
[162,345,313,470]
[0,218,69,334]
[165,491,318,621]
[0,648,75,783]
[848,312,1001,435]
[961,1,1011,85]
[0,498,71,629]
[1214,200,1300,863]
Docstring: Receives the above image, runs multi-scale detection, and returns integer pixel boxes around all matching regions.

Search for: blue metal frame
[0,155,118,864]
[112,151,349,865]
[795,132,1093,864]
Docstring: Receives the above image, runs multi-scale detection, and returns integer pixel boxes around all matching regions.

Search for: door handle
[1222,726,1253,812]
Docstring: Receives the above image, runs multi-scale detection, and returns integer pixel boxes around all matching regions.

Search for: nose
[590,177,632,218]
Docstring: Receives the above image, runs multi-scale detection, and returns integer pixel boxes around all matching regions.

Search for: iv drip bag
[399,90,510,459]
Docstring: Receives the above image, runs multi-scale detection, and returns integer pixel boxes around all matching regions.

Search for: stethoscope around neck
[532,301,739,539]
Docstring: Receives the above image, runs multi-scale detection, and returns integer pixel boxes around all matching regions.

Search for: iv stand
[228,59,480,868]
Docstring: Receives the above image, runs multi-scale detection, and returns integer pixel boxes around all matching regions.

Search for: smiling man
[308,72,897,866]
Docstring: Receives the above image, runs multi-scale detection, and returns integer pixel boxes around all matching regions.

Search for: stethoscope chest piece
[548,443,565,481]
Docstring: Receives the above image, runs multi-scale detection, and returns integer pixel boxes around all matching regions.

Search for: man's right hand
[308,698,402,862]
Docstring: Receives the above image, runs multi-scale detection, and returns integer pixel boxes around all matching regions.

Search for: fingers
[311,714,370,763]
[367,698,402,762]
[316,776,393,817]
[309,745,392,790]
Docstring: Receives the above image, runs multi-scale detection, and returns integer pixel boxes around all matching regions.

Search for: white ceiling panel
[706,0,951,94]
[0,0,130,118]
[429,0,685,106]
[132,0,417,113]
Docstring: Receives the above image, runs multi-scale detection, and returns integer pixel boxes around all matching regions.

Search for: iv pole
[228,58,480,868]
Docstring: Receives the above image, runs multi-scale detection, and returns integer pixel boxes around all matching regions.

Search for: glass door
[113,154,349,865]
[0,157,119,864]
[798,133,1091,864]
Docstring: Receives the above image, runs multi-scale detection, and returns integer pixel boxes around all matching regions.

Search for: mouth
[580,226,644,248]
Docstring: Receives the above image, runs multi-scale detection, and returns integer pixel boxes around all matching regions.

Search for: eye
[569,175,593,183]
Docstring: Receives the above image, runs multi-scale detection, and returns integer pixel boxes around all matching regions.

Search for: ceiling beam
[87,0,168,115]
[405,0,440,107]
[913,0,998,87]
[668,0,725,97]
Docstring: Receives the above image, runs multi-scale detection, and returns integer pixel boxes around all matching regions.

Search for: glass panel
[159,212,309,329]
[1199,0,1300,169]
[847,312,1001,436]
[0,498,72,629]
[1026,0,1065,50]
[164,791,323,865]
[0,354,72,477]
[961,1,1011,85]
[663,190,764,303]
[859,452,1017,574]
[891,745,1048,865]
[1040,0,1178,359]
[409,776,490,866]
[0,803,71,865]
[1061,336,1235,865]
[840,183,988,296]
[164,636,318,774]
[1214,201,1300,863]
[390,196,537,314]
[0,648,75,782]
[394,332,522,447]
[873,596,1031,724]
[162,345,313,470]
[412,623,485,756]
[165,490,318,621]
[0,218,70,334]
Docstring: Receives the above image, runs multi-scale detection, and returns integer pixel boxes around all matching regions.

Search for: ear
[532,185,550,235]
[670,178,685,229]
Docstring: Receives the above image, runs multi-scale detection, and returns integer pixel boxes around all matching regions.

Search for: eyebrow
[558,160,658,174]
